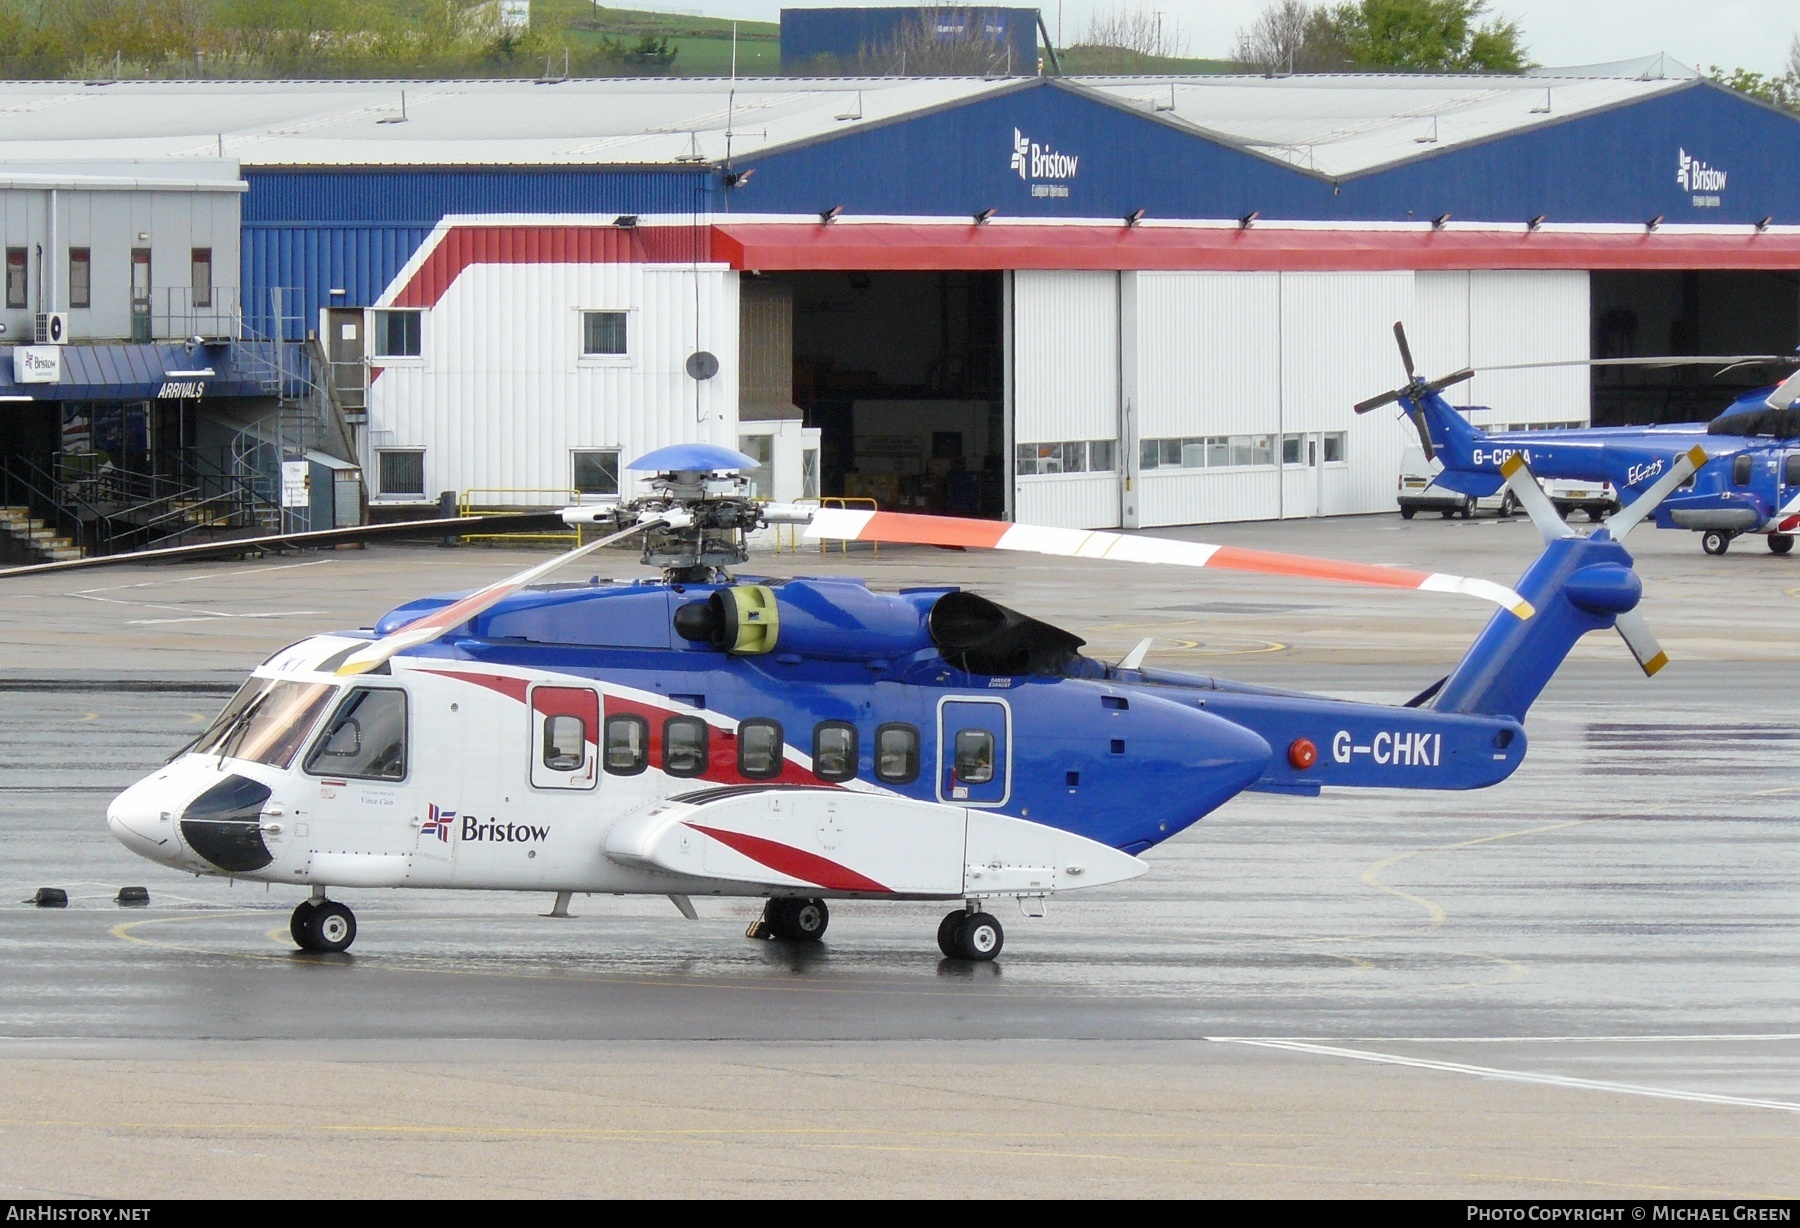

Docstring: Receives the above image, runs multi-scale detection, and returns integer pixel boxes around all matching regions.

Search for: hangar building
[1,58,1798,546]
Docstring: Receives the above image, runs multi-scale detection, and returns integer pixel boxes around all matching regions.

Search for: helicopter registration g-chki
[99,441,1694,961]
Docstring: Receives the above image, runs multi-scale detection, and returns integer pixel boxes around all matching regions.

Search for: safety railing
[813,496,879,556]
[457,488,581,545]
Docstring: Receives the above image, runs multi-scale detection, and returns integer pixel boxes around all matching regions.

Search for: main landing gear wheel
[1499,491,1519,519]
[291,899,356,953]
[1769,534,1794,555]
[767,897,829,942]
[938,910,1003,961]
[1702,530,1734,556]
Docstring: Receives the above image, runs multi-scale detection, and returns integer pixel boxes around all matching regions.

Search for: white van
[1396,447,1617,522]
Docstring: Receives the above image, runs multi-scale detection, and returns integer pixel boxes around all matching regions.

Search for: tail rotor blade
[1614,608,1669,677]
[336,519,660,675]
[1354,388,1403,414]
[1408,406,1436,461]
[1394,321,1416,379]
[1604,444,1708,542]
[1421,367,1475,395]
[805,509,1533,618]
[1500,455,1577,545]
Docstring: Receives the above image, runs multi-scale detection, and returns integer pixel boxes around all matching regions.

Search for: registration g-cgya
[102,443,1690,961]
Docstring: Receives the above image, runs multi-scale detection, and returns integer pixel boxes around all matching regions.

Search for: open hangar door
[761,270,1006,518]
[1590,271,1800,426]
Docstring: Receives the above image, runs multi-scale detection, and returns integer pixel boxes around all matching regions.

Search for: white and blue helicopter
[1358,323,1800,556]
[78,440,1698,961]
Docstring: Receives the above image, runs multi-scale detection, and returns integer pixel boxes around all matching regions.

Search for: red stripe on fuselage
[417,669,530,703]
[684,823,891,893]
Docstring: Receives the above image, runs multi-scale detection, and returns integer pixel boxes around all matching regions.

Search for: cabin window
[1733,454,1753,486]
[603,714,648,775]
[812,721,858,783]
[197,679,336,771]
[304,688,407,781]
[542,715,586,771]
[663,716,709,778]
[873,723,919,784]
[953,728,995,784]
[737,719,783,780]
[1785,455,1800,487]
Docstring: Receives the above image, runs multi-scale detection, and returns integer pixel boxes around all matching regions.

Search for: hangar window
[812,721,858,783]
[190,248,213,309]
[873,723,920,784]
[378,449,425,498]
[663,716,709,778]
[603,714,649,775]
[1015,440,1116,476]
[1140,434,1274,471]
[737,719,784,780]
[373,309,422,358]
[4,248,24,309]
[1323,432,1347,463]
[68,249,90,309]
[305,688,408,781]
[582,310,629,357]
[573,449,620,497]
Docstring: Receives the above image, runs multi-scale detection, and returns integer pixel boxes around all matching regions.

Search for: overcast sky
[691,1,1799,77]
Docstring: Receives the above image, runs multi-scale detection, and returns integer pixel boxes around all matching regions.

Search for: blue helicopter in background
[82,441,1699,961]
[1356,324,1800,556]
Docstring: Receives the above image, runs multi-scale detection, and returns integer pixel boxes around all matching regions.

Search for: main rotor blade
[1613,608,1668,677]
[1394,321,1416,380]
[0,512,567,580]
[1604,444,1708,543]
[1766,368,1800,411]
[1479,355,1795,372]
[1499,454,1577,545]
[805,509,1533,618]
[335,520,660,676]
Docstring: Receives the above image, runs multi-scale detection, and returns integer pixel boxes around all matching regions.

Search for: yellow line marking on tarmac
[1360,820,1586,929]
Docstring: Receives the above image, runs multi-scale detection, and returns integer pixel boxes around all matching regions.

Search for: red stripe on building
[684,822,891,893]
[383,221,1800,312]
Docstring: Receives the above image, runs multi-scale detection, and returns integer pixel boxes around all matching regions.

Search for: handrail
[457,488,580,544]
[816,496,879,555]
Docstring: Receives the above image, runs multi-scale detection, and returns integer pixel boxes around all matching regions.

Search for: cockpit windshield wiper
[214,687,273,768]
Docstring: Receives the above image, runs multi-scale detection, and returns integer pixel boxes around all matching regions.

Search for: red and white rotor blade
[805,509,1533,618]
[336,520,658,676]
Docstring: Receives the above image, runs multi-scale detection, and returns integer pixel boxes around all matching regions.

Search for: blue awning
[0,341,282,403]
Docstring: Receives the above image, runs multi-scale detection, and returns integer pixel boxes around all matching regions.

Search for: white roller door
[1011,270,1121,529]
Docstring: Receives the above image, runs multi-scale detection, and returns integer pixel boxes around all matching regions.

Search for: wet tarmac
[0,516,1796,1195]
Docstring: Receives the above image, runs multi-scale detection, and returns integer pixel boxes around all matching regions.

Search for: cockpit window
[304,688,408,781]
[194,679,337,770]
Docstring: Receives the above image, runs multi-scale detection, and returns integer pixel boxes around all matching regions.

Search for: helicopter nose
[107,786,181,862]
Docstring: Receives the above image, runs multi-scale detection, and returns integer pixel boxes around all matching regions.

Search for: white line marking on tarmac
[125,610,327,625]
[1209,1037,1800,1114]
[68,558,333,596]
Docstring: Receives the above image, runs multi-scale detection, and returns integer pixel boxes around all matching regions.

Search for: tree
[1233,0,1529,74]
[1081,4,1188,60]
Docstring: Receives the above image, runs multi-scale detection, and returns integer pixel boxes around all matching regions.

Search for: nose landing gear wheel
[766,897,829,942]
[939,910,1003,961]
[1702,530,1734,556]
[1769,533,1794,555]
[292,899,357,953]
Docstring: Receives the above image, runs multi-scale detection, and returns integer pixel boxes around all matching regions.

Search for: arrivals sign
[13,345,61,383]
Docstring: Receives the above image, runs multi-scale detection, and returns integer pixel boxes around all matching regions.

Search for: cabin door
[936,698,1011,808]
[529,685,600,791]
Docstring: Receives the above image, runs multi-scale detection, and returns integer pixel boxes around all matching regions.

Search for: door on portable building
[1010,271,1122,530]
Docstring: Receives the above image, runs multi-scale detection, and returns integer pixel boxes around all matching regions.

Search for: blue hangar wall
[238,77,1800,329]
[729,78,1800,228]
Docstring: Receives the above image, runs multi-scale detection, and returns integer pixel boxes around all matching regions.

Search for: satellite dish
[685,351,719,381]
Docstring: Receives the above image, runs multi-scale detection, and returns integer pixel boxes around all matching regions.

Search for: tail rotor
[1352,322,1475,462]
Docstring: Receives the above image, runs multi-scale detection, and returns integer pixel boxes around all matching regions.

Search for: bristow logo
[421,803,455,842]
[1011,127,1078,197]
[460,816,550,843]
[1677,148,1726,205]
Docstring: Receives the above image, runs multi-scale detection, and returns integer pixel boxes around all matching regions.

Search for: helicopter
[1357,323,1800,557]
[96,439,1698,962]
